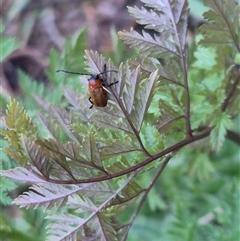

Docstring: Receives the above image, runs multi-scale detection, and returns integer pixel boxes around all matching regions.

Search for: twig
[226,130,240,145]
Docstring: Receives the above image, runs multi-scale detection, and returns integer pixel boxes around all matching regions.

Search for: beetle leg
[103,64,107,72]
[89,97,93,109]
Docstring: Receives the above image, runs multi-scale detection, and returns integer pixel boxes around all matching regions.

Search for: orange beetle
[57,64,118,108]
[88,65,118,108]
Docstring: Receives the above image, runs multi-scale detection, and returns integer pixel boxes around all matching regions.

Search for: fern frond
[93,214,118,241]
[1,167,45,183]
[130,70,158,132]
[122,65,141,114]
[120,179,143,201]
[47,213,119,241]
[140,123,164,154]
[13,183,80,209]
[210,112,232,152]
[200,0,239,48]
[4,98,36,134]
[21,136,78,181]
[22,136,115,181]
[46,214,84,241]
[187,152,215,181]
[48,105,80,143]
[141,0,189,26]
[37,112,61,140]
[129,57,184,86]
[100,138,141,159]
[128,6,170,33]
[84,50,107,74]
[0,98,38,165]
[44,171,138,240]
[198,181,240,241]
[81,131,104,169]
[91,111,134,135]
[158,60,185,86]
[119,29,178,58]
[63,87,92,122]
[167,204,197,241]
[120,0,189,59]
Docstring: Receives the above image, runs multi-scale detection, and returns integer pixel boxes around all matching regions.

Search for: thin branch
[226,130,240,145]
[120,155,172,241]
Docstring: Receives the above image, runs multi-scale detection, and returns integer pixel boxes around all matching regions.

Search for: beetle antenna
[57,70,90,75]
[57,69,118,76]
[99,70,118,75]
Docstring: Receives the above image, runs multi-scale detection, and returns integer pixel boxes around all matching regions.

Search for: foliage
[1,0,239,240]
[0,32,20,206]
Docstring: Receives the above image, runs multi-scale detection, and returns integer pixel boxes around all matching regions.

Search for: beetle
[57,64,118,108]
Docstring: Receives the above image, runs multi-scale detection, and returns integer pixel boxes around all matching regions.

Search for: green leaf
[63,30,87,71]
[140,123,164,154]
[0,175,16,205]
[192,37,217,71]
[187,152,215,181]
[198,180,240,241]
[0,98,38,165]
[167,204,197,241]
[0,37,21,61]
[210,112,233,152]
[4,98,37,134]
